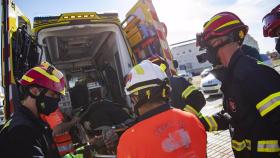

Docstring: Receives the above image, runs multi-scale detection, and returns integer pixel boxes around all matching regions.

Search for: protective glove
[102,128,118,154]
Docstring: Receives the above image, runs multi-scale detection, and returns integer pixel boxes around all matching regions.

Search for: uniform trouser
[233,147,280,158]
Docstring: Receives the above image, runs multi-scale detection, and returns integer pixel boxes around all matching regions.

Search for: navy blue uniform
[170,76,206,115]
[0,105,60,158]
[199,49,280,158]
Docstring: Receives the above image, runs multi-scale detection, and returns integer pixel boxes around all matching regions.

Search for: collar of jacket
[228,48,243,73]
[16,105,50,130]
[136,103,172,122]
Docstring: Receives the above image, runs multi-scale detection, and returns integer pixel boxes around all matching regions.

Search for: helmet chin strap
[27,87,48,99]
[205,35,236,66]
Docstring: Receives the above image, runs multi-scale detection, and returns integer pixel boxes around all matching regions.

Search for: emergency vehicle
[1,0,175,157]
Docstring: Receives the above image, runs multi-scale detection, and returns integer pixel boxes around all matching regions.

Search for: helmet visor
[263,12,280,37]
[196,33,207,50]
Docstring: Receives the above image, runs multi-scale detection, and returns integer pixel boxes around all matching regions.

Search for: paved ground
[201,95,234,158]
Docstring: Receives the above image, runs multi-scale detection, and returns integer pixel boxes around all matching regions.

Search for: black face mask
[36,94,60,115]
[205,46,221,66]
[205,38,234,66]
[276,38,280,54]
[210,66,228,83]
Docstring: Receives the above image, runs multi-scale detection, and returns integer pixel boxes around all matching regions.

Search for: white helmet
[124,60,170,108]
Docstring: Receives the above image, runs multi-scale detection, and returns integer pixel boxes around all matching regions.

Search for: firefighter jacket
[198,49,280,158]
[0,105,60,158]
[170,76,206,114]
[117,104,206,158]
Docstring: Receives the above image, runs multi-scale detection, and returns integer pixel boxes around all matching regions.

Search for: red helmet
[147,55,169,72]
[263,4,280,37]
[19,62,66,95]
[197,12,248,49]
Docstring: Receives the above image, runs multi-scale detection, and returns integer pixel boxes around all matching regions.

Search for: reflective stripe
[134,65,144,74]
[181,85,196,99]
[33,67,60,83]
[257,61,265,65]
[257,140,280,152]
[22,75,34,82]
[204,15,222,29]
[256,91,280,116]
[0,119,12,133]
[57,144,73,153]
[183,105,202,118]
[214,20,240,31]
[128,84,159,94]
[159,63,167,72]
[203,116,218,131]
[245,139,252,151]
[232,139,251,151]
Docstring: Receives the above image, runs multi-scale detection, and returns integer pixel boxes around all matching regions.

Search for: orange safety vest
[41,108,75,156]
[117,108,206,158]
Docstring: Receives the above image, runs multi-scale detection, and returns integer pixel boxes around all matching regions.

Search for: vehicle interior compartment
[37,24,133,146]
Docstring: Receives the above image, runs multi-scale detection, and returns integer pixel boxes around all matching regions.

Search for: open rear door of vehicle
[122,0,176,76]
[1,0,39,119]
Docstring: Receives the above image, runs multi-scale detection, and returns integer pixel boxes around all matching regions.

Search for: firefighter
[117,60,206,158]
[147,55,206,115]
[195,11,280,157]
[263,4,280,54]
[0,62,64,158]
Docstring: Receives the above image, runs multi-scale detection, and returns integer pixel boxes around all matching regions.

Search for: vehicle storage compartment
[37,24,134,151]
[37,23,133,107]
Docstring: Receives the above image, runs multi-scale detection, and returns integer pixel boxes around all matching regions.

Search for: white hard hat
[125,60,168,95]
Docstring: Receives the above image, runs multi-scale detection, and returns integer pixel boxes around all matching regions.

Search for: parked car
[177,70,193,82]
[200,67,222,96]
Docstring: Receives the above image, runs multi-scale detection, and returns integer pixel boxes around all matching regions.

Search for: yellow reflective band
[60,88,66,95]
[162,88,166,97]
[160,63,167,72]
[245,139,252,151]
[257,140,280,152]
[203,116,218,131]
[22,75,34,83]
[146,90,151,99]
[134,65,144,75]
[129,84,159,95]
[0,119,12,133]
[256,91,280,116]
[33,67,60,83]
[232,139,251,151]
[214,20,241,31]
[204,15,222,30]
[181,85,196,99]
[257,61,265,65]
[183,105,198,115]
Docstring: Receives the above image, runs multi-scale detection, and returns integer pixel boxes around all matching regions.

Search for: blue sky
[9,0,280,53]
